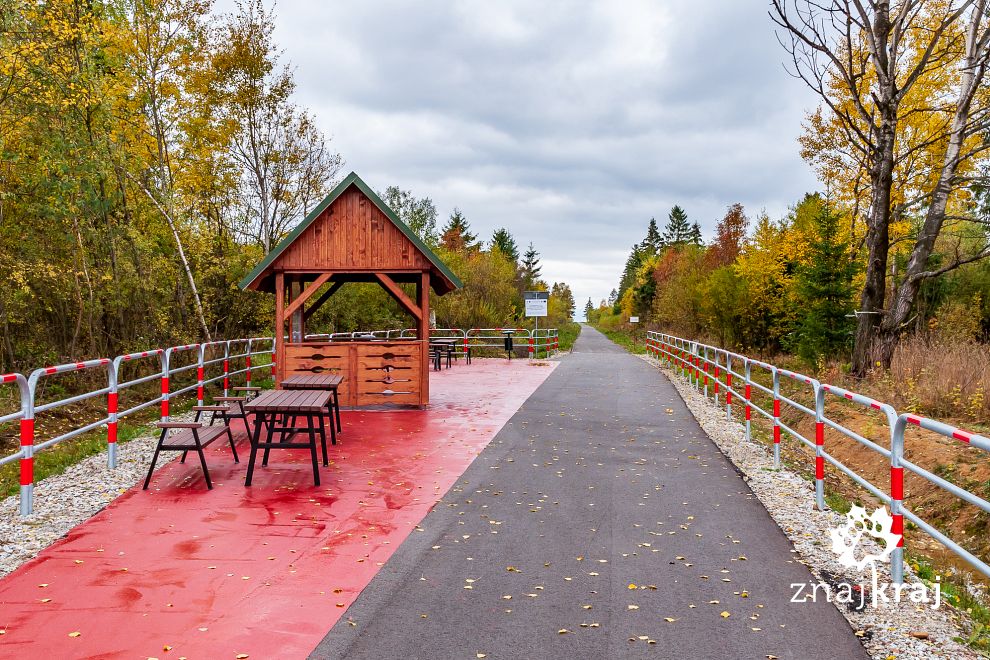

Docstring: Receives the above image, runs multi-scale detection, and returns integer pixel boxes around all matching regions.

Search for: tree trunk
[851,115,897,376]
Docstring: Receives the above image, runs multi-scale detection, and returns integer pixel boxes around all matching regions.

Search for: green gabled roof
[238,171,462,292]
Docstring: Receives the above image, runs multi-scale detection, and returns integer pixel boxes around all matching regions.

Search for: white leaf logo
[829,505,901,571]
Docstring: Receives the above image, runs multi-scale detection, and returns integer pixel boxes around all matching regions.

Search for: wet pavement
[0,358,555,659]
[311,326,869,660]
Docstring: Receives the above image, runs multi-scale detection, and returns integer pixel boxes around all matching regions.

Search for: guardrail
[1,338,275,516]
[2,328,557,516]
[646,330,990,585]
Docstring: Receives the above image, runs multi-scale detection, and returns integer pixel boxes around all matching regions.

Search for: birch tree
[772,0,990,374]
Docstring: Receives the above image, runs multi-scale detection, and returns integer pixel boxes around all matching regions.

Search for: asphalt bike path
[310,325,868,660]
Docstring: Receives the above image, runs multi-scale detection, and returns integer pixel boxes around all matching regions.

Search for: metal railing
[646,330,990,585]
[1,328,557,516]
[1,337,275,516]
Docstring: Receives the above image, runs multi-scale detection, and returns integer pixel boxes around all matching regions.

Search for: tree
[550,282,576,323]
[441,207,478,252]
[617,243,644,301]
[772,0,990,374]
[642,217,662,255]
[583,298,594,320]
[607,289,618,306]
[490,227,519,261]
[662,205,692,246]
[688,221,703,246]
[793,205,858,364]
[706,203,749,268]
[381,186,439,245]
[520,242,543,290]
[214,0,343,252]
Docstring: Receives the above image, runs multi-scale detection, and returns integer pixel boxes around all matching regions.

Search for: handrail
[647,330,990,584]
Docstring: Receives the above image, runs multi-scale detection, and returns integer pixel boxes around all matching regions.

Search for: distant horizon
[214,0,821,307]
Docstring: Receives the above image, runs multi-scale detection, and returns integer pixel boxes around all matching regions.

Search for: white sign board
[629,316,639,323]
[524,291,548,317]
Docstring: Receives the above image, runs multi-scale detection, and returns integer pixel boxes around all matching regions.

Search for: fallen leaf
[68,632,81,638]
[627,605,639,610]
[664,617,677,622]
[628,583,637,590]
[720,611,731,618]
[558,629,569,634]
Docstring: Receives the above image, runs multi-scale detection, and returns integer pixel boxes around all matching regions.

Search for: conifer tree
[440,208,478,251]
[521,242,543,289]
[688,221,703,246]
[490,227,519,261]
[584,298,594,319]
[662,206,692,246]
[794,206,858,364]
[642,217,662,255]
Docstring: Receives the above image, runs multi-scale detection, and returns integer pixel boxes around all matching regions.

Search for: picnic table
[243,389,331,486]
[281,373,343,442]
[429,338,457,370]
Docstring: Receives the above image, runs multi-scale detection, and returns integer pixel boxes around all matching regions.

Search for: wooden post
[275,272,285,387]
[419,272,430,406]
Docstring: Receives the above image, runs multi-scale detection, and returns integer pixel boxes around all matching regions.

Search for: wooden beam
[418,271,430,406]
[303,280,344,322]
[275,272,285,386]
[282,272,332,322]
[376,273,422,321]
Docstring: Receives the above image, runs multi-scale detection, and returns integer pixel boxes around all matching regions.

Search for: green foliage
[520,242,542,291]
[662,205,692,247]
[381,186,439,246]
[793,205,858,364]
[440,207,478,252]
[491,228,519,261]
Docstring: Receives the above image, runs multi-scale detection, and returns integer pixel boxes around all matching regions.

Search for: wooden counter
[281,340,426,406]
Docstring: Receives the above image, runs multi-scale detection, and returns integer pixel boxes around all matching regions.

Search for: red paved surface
[0,359,555,659]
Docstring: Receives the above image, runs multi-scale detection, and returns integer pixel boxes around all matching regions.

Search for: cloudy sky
[246,0,821,315]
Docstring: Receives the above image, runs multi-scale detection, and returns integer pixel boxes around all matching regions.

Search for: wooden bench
[143,422,239,490]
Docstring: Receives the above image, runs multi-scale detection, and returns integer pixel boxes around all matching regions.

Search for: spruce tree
[688,221,703,246]
[617,243,643,299]
[584,298,594,320]
[794,206,858,364]
[642,217,662,255]
[521,242,542,289]
[490,227,519,261]
[662,205,692,246]
[440,208,478,251]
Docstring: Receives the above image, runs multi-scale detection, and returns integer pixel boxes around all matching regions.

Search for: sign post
[524,291,549,359]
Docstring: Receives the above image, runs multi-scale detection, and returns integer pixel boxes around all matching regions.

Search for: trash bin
[502,330,515,359]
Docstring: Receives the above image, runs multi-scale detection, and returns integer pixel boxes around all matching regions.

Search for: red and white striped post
[106,364,119,469]
[3,373,34,516]
[713,357,721,404]
[528,333,534,358]
[196,345,206,407]
[725,353,733,420]
[814,402,826,510]
[702,353,710,397]
[743,360,752,441]
[772,369,781,469]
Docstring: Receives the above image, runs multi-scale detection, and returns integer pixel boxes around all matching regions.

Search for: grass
[596,327,648,354]
[555,322,582,353]
[911,554,990,652]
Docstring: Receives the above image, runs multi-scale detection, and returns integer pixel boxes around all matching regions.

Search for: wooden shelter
[239,172,461,407]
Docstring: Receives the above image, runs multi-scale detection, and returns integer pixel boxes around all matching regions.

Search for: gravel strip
[638,353,978,660]
[0,414,192,579]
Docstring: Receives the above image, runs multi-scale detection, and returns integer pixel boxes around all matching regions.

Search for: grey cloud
[222,0,821,311]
